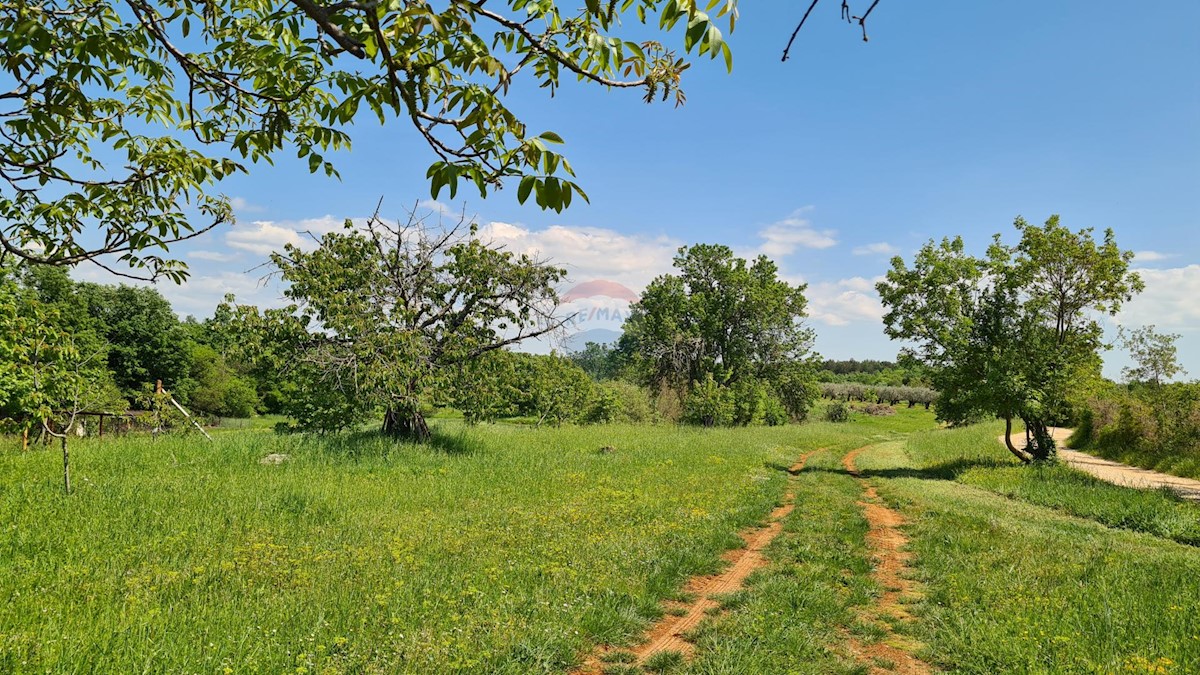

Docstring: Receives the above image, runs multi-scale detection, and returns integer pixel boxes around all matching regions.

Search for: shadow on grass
[428,430,478,456]
[301,427,481,460]
[798,457,1010,482]
[764,461,795,474]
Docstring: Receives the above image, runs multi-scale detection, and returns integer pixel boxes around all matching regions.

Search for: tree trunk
[1003,416,1032,463]
[382,407,431,442]
[1026,419,1055,461]
[61,434,71,495]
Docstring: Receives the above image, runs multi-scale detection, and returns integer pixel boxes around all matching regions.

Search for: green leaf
[517,176,535,204]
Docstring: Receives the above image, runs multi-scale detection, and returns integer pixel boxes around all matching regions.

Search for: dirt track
[998,428,1200,502]
[571,450,819,673]
[842,446,932,675]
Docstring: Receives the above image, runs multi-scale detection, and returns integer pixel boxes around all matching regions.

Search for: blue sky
[118,0,1199,379]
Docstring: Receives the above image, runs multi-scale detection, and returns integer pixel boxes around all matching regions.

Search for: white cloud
[1116,265,1200,330]
[852,242,900,256]
[477,221,680,292]
[229,196,266,214]
[416,199,461,217]
[160,271,287,318]
[806,276,886,326]
[225,215,346,256]
[1133,250,1175,263]
[226,221,306,255]
[188,249,241,262]
[755,209,837,257]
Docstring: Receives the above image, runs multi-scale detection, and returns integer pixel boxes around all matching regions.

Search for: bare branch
[288,0,367,58]
[782,0,821,62]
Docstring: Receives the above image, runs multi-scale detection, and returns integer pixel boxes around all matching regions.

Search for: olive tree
[269,206,568,440]
[877,216,1143,461]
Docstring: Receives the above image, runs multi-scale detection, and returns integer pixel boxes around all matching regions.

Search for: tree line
[5,210,1181,473]
[205,212,824,438]
[0,264,276,429]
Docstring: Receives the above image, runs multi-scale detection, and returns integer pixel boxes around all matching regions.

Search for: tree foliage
[877,215,1143,461]
[0,0,742,279]
[1119,325,1186,386]
[567,341,624,381]
[266,207,568,440]
[621,243,818,424]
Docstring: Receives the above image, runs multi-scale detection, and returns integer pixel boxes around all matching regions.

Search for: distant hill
[562,328,621,353]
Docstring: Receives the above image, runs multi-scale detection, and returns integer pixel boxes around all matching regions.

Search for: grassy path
[842,446,931,675]
[664,428,1200,674]
[854,438,1200,673]
[0,418,927,674]
[575,450,820,674]
[5,411,1199,673]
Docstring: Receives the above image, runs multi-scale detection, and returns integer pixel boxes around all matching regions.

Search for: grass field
[3,409,1199,673]
[0,415,917,673]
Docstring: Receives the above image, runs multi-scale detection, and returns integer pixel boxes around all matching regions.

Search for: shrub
[860,402,896,416]
[824,400,851,422]
[588,381,656,424]
[762,395,789,426]
[186,344,260,418]
[683,374,733,427]
[730,379,769,426]
[1075,382,1200,479]
[653,383,685,424]
[773,369,819,422]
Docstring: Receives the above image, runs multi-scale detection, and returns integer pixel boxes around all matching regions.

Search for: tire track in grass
[842,445,932,675]
[572,449,821,674]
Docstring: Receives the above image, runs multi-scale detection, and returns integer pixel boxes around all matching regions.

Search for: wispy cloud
[225,215,348,256]
[755,208,837,257]
[805,276,886,326]
[478,221,680,292]
[188,250,241,263]
[229,196,266,214]
[852,242,900,256]
[1117,265,1200,329]
[1134,250,1175,263]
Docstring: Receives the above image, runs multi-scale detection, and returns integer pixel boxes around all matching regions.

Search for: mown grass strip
[900,424,1200,546]
[856,437,1200,673]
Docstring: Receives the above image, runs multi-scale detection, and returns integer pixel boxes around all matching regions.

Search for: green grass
[901,424,1200,546]
[0,416,933,673]
[1075,434,1200,482]
[679,448,872,674]
[853,436,1200,673]
[20,407,1197,674]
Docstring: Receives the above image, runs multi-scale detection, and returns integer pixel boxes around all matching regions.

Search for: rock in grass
[259,453,290,465]
[598,445,617,455]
